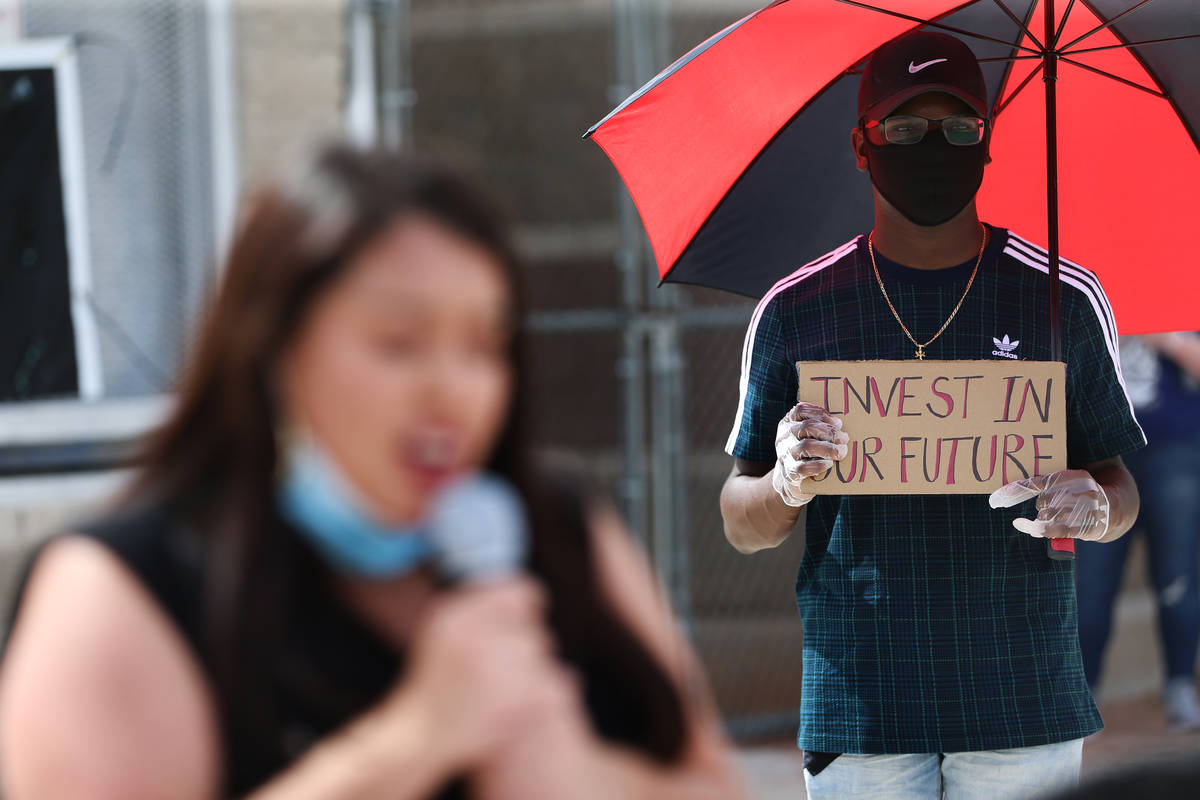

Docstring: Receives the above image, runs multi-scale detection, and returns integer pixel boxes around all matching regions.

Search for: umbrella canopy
[585,0,1200,335]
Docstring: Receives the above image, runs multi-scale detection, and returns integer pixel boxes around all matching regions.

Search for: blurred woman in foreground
[0,145,744,799]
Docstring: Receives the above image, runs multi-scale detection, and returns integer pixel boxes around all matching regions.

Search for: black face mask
[865,135,987,227]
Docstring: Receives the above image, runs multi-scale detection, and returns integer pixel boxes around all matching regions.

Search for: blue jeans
[802,740,1083,800]
[1075,433,1200,684]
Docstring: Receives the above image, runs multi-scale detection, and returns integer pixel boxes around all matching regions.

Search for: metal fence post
[205,0,239,271]
[649,315,691,625]
[345,0,379,146]
[377,0,415,152]
[611,0,648,544]
[610,0,689,622]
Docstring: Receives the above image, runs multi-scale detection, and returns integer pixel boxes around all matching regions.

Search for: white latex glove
[772,402,850,508]
[987,469,1110,541]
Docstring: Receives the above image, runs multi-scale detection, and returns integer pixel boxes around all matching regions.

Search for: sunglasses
[864,114,987,147]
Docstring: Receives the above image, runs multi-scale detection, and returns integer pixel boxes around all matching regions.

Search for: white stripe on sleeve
[725,238,859,455]
[1003,242,1145,445]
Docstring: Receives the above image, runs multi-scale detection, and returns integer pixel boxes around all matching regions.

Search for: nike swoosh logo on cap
[909,58,948,73]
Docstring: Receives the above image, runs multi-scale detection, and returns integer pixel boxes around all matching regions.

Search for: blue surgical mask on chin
[277,436,433,579]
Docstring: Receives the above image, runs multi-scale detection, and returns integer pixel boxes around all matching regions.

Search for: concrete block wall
[233,0,347,190]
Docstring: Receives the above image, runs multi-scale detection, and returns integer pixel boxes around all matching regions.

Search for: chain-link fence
[401,0,807,737]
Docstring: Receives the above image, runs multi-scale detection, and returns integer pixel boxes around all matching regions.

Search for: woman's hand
[247,576,584,800]
[387,577,582,773]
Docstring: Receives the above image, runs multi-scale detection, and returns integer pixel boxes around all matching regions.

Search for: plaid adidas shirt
[727,226,1146,754]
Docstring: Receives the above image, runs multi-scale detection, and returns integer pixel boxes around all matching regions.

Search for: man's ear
[851,127,870,174]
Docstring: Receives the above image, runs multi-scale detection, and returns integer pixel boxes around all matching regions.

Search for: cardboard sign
[796,360,1066,495]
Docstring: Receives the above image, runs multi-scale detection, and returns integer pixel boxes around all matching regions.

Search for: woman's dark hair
[125,144,687,778]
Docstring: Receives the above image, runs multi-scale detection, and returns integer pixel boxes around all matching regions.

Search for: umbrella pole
[1044,0,1062,364]
[1044,0,1076,561]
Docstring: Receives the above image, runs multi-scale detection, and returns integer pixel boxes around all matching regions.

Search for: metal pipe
[1044,0,1061,364]
[378,0,416,151]
[527,305,751,334]
[650,316,692,624]
[639,0,691,624]
[612,0,648,543]
[205,0,240,270]
[1044,0,1075,561]
[345,0,379,147]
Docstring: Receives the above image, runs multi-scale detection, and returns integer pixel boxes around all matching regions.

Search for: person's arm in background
[0,537,573,800]
[570,506,750,800]
[1144,332,1200,381]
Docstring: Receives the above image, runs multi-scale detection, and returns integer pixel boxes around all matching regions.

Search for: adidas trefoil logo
[992,334,1020,359]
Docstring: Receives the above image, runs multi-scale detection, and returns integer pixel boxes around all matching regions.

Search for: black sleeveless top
[5,482,686,798]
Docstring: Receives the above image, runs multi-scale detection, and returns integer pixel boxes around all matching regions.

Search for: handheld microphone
[425,475,535,798]
[428,474,529,583]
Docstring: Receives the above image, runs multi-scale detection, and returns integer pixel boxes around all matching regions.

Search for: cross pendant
[915,345,926,360]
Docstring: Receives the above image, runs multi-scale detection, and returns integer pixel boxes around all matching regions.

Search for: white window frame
[0,37,103,402]
[0,394,169,503]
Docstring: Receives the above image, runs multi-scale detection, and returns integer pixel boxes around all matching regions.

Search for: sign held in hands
[797,360,1066,495]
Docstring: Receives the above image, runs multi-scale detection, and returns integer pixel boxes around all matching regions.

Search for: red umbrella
[585,0,1200,339]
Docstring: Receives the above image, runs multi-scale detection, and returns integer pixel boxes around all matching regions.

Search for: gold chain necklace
[868,225,989,360]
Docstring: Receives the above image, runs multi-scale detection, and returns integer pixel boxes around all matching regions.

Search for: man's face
[852,91,991,227]
[854,91,986,169]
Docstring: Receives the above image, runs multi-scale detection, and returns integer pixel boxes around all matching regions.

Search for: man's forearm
[1091,461,1140,543]
[719,471,804,554]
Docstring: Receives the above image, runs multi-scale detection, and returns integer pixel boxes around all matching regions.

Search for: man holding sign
[720,31,1144,800]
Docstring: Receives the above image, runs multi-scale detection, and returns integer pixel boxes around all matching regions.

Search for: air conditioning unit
[1,37,102,404]
[0,37,170,480]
